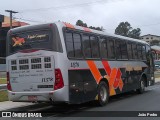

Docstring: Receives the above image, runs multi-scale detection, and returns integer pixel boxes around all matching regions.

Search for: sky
[0,0,160,36]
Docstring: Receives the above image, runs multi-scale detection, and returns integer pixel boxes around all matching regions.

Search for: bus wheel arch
[96,78,109,106]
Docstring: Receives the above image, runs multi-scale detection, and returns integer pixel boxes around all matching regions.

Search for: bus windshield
[9,29,52,53]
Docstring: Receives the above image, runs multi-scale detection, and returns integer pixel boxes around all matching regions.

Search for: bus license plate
[28,96,37,101]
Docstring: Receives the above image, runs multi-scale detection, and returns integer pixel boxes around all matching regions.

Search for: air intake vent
[19,59,28,64]
[31,58,41,63]
[31,64,41,69]
[11,66,17,70]
[44,57,51,62]
[11,60,16,65]
[19,65,29,70]
[45,63,51,68]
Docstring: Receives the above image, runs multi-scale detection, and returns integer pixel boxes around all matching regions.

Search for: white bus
[6,22,155,106]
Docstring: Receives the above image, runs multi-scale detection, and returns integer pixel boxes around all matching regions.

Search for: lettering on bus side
[71,62,79,68]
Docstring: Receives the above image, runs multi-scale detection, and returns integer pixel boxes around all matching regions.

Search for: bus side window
[127,42,133,59]
[73,33,83,58]
[115,39,127,60]
[100,37,108,59]
[107,39,115,59]
[132,43,138,59]
[115,40,121,59]
[82,35,92,58]
[137,44,142,60]
[142,45,146,60]
[65,32,74,58]
[146,45,152,66]
[120,40,127,59]
[90,36,100,58]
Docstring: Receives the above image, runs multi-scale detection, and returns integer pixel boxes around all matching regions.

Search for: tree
[76,20,103,31]
[76,20,88,27]
[128,28,141,39]
[115,21,141,39]
[115,22,132,36]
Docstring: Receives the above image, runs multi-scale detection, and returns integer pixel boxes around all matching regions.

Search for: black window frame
[115,38,128,60]
[89,35,100,59]
[73,33,83,59]
[137,44,143,60]
[63,28,148,61]
[132,42,138,60]
[100,36,108,60]
[142,45,147,60]
[106,37,116,60]
[115,39,122,60]
[127,41,133,60]
[65,31,75,58]
[64,29,84,60]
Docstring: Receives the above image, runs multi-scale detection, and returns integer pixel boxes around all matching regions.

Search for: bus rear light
[7,72,12,91]
[54,69,64,90]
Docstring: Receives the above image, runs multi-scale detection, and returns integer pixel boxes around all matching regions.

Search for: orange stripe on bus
[109,68,117,87]
[117,69,123,91]
[63,22,75,29]
[87,61,102,84]
[102,61,111,76]
[113,69,121,89]
[109,68,117,96]
[83,27,92,32]
[119,78,123,91]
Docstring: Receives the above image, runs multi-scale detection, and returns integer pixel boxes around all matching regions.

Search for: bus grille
[44,57,51,62]
[11,60,16,65]
[31,64,42,69]
[19,59,29,64]
[31,58,41,63]
[10,57,52,70]
[11,66,17,70]
[45,63,51,68]
[19,65,29,70]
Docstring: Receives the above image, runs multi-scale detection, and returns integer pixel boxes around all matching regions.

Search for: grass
[0,78,6,84]
[0,90,8,102]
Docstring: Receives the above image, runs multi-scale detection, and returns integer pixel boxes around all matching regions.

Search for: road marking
[28,105,53,112]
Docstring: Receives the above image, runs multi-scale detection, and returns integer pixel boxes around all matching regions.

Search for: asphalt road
[2,83,160,120]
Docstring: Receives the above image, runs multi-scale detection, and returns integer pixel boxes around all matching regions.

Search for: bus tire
[97,81,109,106]
[137,77,145,94]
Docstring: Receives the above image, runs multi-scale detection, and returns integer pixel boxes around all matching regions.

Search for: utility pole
[5,10,18,29]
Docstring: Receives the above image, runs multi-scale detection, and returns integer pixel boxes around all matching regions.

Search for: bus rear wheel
[97,81,109,106]
[137,77,145,94]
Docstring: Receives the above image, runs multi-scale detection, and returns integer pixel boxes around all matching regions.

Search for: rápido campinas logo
[2,112,42,118]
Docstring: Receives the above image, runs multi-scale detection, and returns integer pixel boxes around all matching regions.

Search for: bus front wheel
[97,81,109,106]
[137,77,145,94]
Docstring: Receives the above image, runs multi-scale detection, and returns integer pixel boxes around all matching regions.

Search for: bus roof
[9,22,149,46]
[60,22,149,45]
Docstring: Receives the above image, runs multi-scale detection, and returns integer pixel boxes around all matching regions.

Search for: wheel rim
[141,80,145,91]
[100,85,107,102]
